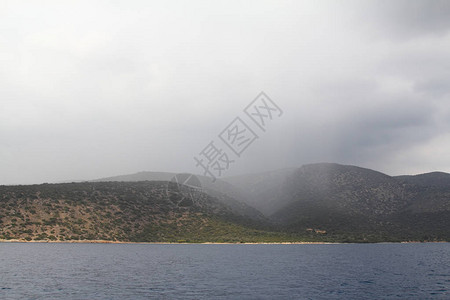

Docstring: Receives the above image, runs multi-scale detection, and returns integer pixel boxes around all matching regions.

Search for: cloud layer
[1,0,450,184]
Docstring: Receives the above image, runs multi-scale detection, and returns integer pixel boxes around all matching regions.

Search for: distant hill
[396,172,450,214]
[91,164,450,242]
[271,163,407,220]
[0,181,290,243]
[395,172,450,188]
[264,164,400,239]
[92,171,264,221]
[228,163,450,241]
[1,163,449,242]
[93,171,175,182]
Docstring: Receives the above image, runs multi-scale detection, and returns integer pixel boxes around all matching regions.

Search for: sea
[0,242,449,299]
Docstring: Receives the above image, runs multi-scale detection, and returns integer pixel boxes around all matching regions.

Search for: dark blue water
[0,243,449,299]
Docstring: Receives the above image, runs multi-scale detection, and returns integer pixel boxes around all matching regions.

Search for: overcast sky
[1,0,450,185]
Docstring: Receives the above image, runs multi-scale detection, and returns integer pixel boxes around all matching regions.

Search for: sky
[1,0,450,185]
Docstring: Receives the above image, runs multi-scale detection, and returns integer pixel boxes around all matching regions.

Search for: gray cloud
[357,0,450,39]
[415,78,450,97]
[1,1,450,184]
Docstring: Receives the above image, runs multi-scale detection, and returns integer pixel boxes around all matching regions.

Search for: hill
[239,163,449,241]
[1,163,449,243]
[95,164,450,242]
[222,163,449,241]
[395,172,450,188]
[93,171,175,182]
[92,171,264,221]
[0,181,294,243]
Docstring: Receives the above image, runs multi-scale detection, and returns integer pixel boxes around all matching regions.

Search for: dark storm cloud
[331,97,436,161]
[415,78,450,98]
[278,79,439,170]
[362,0,450,38]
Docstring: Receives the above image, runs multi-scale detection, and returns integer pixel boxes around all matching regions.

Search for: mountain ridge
[1,163,449,242]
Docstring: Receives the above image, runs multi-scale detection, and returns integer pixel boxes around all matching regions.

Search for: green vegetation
[0,180,448,243]
[0,181,296,243]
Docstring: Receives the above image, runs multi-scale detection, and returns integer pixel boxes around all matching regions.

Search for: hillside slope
[5,164,448,243]
[86,164,450,242]
[268,163,450,241]
[0,181,287,243]
[223,168,296,215]
[93,171,264,221]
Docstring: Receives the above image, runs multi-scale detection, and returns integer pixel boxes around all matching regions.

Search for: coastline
[1,239,447,245]
[0,239,334,244]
